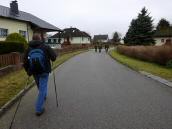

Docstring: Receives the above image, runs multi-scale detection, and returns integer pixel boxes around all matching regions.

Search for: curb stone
[0,81,35,117]
[140,71,172,88]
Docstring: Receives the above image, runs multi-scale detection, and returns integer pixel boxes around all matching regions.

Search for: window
[53,39,57,43]
[48,39,51,43]
[161,39,164,42]
[19,30,26,38]
[0,28,8,37]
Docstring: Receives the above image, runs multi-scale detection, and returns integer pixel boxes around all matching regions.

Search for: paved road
[1,50,172,129]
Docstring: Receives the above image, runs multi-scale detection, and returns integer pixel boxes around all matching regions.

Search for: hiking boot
[35,108,45,116]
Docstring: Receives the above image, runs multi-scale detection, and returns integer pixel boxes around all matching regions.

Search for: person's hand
[27,70,32,76]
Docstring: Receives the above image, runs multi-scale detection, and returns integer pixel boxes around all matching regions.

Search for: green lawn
[0,50,87,107]
[109,49,172,80]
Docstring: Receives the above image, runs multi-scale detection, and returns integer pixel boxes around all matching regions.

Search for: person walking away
[23,34,57,116]
[104,44,107,52]
[105,44,109,53]
[94,44,98,52]
[98,44,102,53]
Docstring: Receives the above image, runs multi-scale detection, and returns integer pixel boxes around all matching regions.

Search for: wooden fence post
[11,52,21,70]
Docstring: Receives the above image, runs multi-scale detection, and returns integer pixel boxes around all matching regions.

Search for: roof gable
[50,28,91,38]
[93,35,108,41]
[0,5,60,31]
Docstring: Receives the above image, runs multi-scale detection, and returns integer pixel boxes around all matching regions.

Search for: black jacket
[23,40,57,75]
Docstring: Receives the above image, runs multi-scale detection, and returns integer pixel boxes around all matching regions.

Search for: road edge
[0,81,35,117]
[108,50,172,89]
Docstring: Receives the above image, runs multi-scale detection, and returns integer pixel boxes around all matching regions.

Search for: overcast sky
[1,0,172,38]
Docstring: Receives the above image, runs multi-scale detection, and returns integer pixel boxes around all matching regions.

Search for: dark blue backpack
[28,48,46,74]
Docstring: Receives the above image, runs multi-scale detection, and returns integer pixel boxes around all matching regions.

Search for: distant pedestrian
[94,44,98,52]
[23,34,57,116]
[105,44,109,53]
[98,44,102,53]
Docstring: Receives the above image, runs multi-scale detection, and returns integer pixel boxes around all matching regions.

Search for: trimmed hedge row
[0,41,27,54]
[117,45,172,66]
[5,33,27,44]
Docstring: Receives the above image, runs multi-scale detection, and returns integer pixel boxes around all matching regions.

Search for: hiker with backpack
[105,44,109,53]
[98,44,102,53]
[23,34,57,116]
[94,44,98,52]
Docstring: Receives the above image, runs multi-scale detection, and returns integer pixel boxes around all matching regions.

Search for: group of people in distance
[94,43,109,53]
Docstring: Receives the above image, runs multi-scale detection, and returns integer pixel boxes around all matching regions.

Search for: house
[93,35,109,43]
[47,28,91,45]
[154,27,172,46]
[45,41,61,49]
[0,0,60,42]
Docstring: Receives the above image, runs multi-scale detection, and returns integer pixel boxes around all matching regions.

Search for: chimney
[10,0,19,16]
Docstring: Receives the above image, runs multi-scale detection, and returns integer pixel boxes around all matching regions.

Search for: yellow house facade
[0,17,33,41]
[0,1,60,42]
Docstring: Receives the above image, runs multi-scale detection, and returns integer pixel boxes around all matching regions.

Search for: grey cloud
[1,0,172,37]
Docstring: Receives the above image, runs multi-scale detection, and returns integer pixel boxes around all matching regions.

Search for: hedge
[117,45,172,67]
[6,33,27,43]
[0,41,27,54]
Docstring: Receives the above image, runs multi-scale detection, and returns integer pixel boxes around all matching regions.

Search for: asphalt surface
[0,50,172,129]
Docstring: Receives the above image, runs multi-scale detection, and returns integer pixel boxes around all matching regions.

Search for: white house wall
[98,39,108,43]
[47,38,65,44]
[0,17,33,41]
[48,37,91,44]
[154,37,172,46]
[71,37,90,44]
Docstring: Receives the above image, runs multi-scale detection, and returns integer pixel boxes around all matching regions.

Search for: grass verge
[109,49,172,80]
[0,50,87,107]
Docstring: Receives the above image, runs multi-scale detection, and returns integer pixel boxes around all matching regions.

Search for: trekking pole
[52,62,59,108]
[9,76,30,129]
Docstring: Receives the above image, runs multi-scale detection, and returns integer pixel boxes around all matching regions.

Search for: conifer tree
[156,18,170,30]
[124,7,155,45]
[112,32,121,43]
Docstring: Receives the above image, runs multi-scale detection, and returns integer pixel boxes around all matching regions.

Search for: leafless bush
[117,45,172,65]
